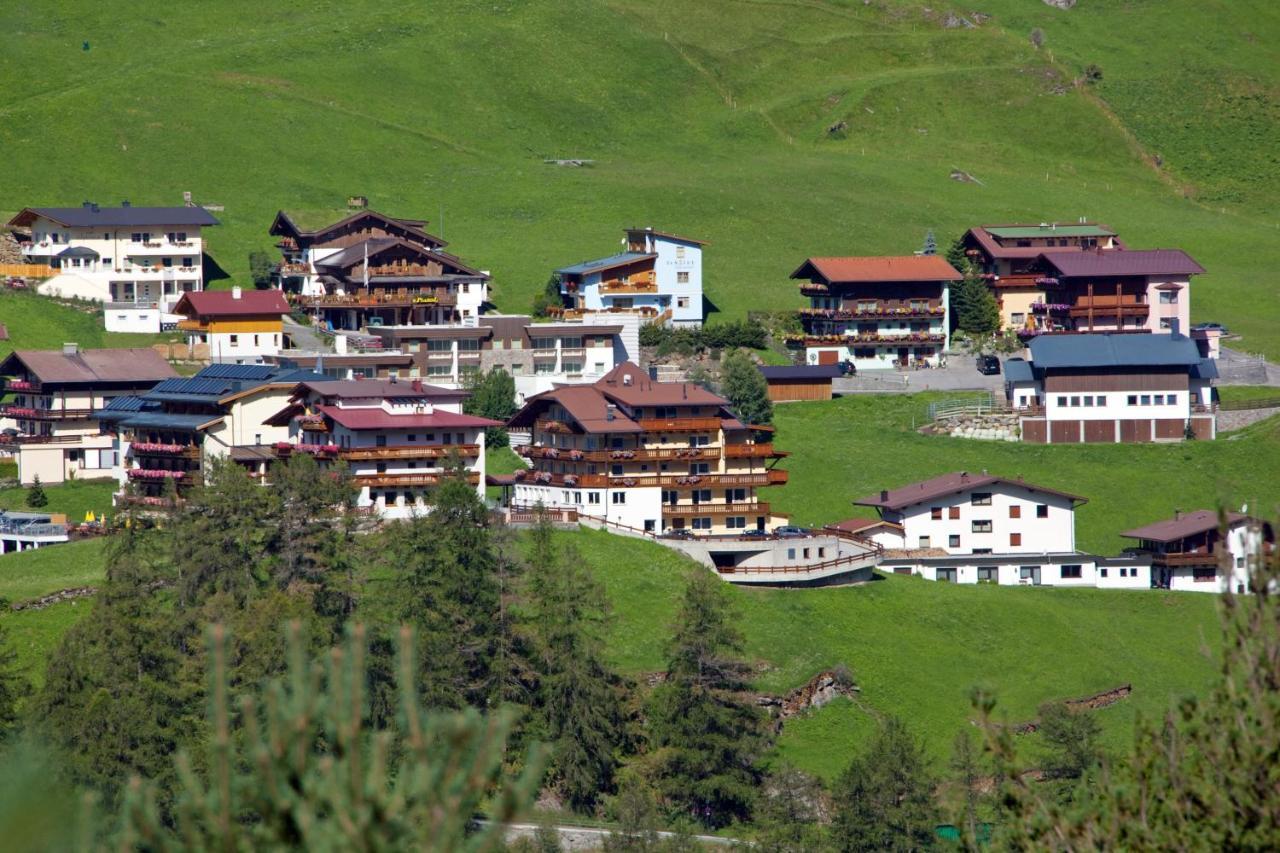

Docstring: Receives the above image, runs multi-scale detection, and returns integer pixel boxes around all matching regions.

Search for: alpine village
[0,2,1277,849]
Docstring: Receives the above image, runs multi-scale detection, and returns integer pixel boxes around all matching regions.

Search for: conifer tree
[33,526,190,807]
[24,475,47,509]
[646,570,763,828]
[464,367,518,448]
[721,349,772,427]
[393,465,502,709]
[831,716,938,852]
[954,273,1001,336]
[524,515,624,811]
[754,764,826,852]
[0,621,28,743]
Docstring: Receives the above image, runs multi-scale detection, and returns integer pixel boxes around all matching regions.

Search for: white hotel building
[7,203,220,333]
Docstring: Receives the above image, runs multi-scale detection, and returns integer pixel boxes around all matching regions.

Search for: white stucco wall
[886,484,1077,555]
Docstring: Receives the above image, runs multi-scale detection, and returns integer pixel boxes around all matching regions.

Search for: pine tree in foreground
[977,519,1280,850]
[116,622,544,851]
[830,716,938,852]
[645,570,763,828]
[25,474,47,508]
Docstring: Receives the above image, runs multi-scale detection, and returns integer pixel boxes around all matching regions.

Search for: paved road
[1218,346,1280,386]
[283,318,331,353]
[835,359,1004,395]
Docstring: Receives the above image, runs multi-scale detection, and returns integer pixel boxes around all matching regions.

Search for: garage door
[1083,420,1115,443]
[1021,419,1048,444]
[817,349,838,366]
[1119,419,1152,442]
[1050,420,1081,444]
[1154,419,1185,440]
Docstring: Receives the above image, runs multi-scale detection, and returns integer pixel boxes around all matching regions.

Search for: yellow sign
[412,296,439,304]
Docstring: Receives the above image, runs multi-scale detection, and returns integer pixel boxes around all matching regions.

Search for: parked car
[741,527,770,538]
[975,354,1001,375]
[773,525,809,538]
[663,527,694,539]
[1192,322,1228,333]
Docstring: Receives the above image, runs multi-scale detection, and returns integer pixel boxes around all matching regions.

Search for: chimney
[232,285,242,300]
[606,404,616,421]
[880,489,889,502]
[62,343,79,356]
[623,373,632,386]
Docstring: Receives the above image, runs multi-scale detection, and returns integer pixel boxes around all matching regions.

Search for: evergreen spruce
[393,465,502,708]
[524,515,624,812]
[248,250,275,288]
[464,367,518,448]
[646,570,763,828]
[0,621,28,742]
[24,475,47,509]
[720,348,772,427]
[831,716,938,852]
[754,764,826,852]
[954,274,1001,336]
[921,230,937,256]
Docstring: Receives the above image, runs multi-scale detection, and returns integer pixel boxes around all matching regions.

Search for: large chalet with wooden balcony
[7,202,220,333]
[500,362,786,536]
[1121,510,1275,594]
[97,364,323,509]
[263,379,497,519]
[959,222,1122,333]
[787,255,959,370]
[0,344,177,485]
[269,209,489,331]
[174,286,289,364]
[1005,333,1216,443]
[555,228,705,327]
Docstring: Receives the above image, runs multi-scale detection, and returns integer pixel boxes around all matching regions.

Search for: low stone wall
[1218,405,1280,433]
[923,413,1020,441]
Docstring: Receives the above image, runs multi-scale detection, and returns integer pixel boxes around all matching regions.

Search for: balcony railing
[518,445,722,463]
[293,290,457,308]
[600,279,658,294]
[0,434,83,446]
[0,405,96,420]
[798,305,944,320]
[724,443,786,459]
[635,417,724,432]
[339,443,481,461]
[2,379,40,393]
[130,441,201,459]
[353,471,480,488]
[784,333,946,348]
[1150,550,1219,567]
[663,501,771,517]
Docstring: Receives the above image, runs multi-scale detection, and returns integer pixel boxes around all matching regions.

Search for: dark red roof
[315,404,499,431]
[1042,249,1204,278]
[791,255,960,284]
[174,289,290,317]
[854,472,1087,511]
[1120,510,1251,543]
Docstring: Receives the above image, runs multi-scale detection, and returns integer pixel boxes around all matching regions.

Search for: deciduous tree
[720,348,772,427]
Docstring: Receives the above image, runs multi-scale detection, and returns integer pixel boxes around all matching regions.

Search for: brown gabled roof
[596,362,729,407]
[0,347,177,385]
[300,379,466,400]
[173,289,290,318]
[790,255,960,284]
[508,386,642,434]
[1120,510,1253,543]
[964,226,1111,261]
[854,472,1088,511]
[312,237,484,277]
[1041,249,1205,278]
[269,209,446,249]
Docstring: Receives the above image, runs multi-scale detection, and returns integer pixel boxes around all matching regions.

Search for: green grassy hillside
[1,1,1277,355]
[765,393,1280,553]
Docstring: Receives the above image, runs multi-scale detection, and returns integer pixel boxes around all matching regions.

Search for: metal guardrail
[926,393,998,421]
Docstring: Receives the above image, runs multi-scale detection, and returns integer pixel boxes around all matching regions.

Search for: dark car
[741,527,770,538]
[975,354,1001,375]
[662,527,695,539]
[1192,322,1228,333]
[773,525,809,538]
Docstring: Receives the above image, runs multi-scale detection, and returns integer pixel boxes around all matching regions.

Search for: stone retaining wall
[922,413,1020,441]
[1217,405,1280,433]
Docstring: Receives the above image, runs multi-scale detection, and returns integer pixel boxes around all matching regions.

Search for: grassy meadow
[0,1,1277,355]
[0,478,118,524]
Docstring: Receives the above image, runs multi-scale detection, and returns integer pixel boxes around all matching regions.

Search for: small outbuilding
[758,364,842,402]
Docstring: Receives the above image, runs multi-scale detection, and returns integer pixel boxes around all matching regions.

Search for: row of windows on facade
[34,231,193,244]
[934,564,1084,582]
[919,532,1028,548]
[542,433,713,451]
[929,497,1050,519]
[810,298,937,311]
[406,336,598,353]
[298,432,472,448]
[1054,393,1181,408]
[605,296,691,309]
[57,255,197,270]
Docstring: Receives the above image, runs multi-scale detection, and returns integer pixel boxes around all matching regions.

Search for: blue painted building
[556,227,705,327]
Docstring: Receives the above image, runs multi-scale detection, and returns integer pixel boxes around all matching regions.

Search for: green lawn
[1217,385,1280,403]
[763,393,1280,554]
[566,527,1219,775]
[0,479,118,524]
[1,2,1278,356]
[0,291,178,358]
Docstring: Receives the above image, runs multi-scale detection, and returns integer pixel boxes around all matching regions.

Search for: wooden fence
[1218,396,1280,411]
[0,263,55,278]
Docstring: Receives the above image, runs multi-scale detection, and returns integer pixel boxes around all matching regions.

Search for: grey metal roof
[113,412,217,431]
[1003,358,1035,383]
[14,205,220,227]
[1191,358,1219,380]
[758,365,842,380]
[555,252,655,276]
[1028,334,1203,369]
[57,245,99,258]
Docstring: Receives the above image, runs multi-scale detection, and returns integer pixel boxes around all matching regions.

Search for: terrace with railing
[784,332,946,348]
[0,405,96,421]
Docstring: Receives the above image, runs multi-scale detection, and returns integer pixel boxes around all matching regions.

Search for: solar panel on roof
[147,377,234,396]
[101,395,149,412]
[197,363,277,380]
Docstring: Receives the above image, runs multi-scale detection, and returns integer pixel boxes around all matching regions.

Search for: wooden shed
[758,365,842,402]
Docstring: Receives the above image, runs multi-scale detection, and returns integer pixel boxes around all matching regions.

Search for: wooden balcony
[176,319,207,332]
[798,304,944,321]
[663,501,771,517]
[519,445,721,463]
[784,333,946,348]
[0,405,96,420]
[636,417,724,432]
[600,278,657,294]
[517,470,786,489]
[724,443,787,459]
[1150,550,1219,567]
[130,442,201,459]
[293,290,457,309]
[353,471,480,488]
[1,379,41,393]
[340,443,480,461]
[0,433,83,446]
[1068,300,1149,318]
